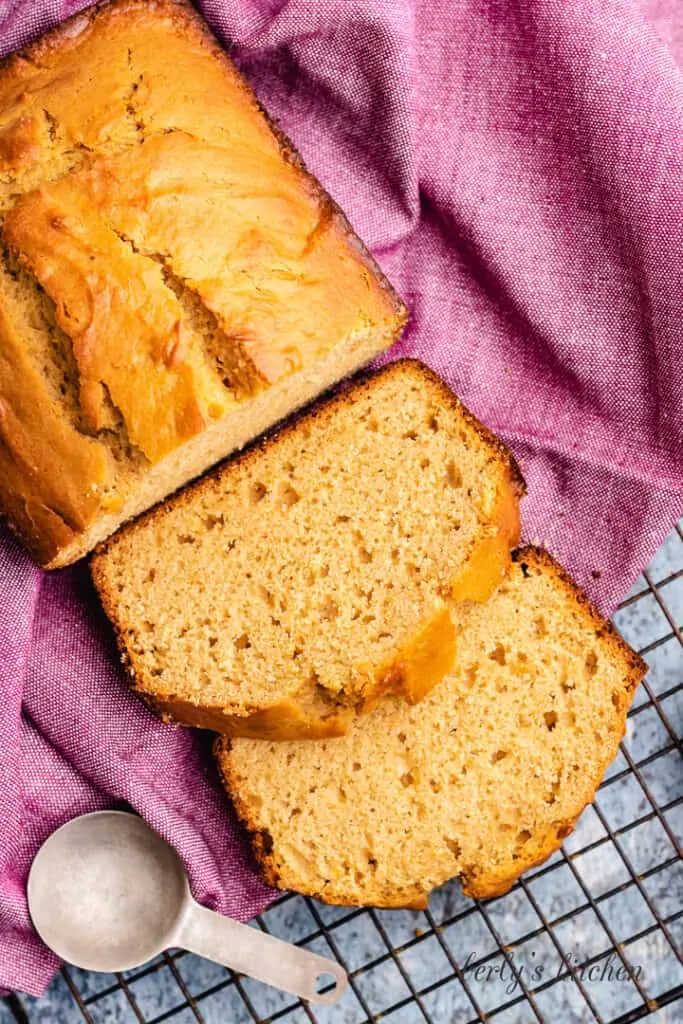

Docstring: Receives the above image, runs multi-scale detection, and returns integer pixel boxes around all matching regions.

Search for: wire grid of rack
[5,524,683,1024]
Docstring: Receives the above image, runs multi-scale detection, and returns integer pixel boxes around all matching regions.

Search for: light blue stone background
[4,523,682,1024]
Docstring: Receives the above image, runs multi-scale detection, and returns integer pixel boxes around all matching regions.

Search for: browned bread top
[217,546,646,908]
[0,0,405,566]
[91,360,525,740]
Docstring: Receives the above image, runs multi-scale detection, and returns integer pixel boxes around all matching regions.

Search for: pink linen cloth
[1,0,682,997]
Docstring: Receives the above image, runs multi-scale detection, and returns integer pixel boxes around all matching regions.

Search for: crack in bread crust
[0,0,407,566]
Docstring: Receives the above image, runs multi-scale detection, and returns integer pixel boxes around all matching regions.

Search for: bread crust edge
[91,359,525,739]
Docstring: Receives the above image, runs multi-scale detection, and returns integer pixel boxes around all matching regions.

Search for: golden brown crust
[461,814,582,900]
[367,605,457,706]
[214,737,280,882]
[146,692,354,741]
[0,0,407,568]
[151,1,407,329]
[510,546,647,683]
[92,359,524,740]
[0,487,74,567]
[0,0,405,328]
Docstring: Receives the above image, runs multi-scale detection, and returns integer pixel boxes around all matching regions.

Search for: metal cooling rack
[4,524,683,1024]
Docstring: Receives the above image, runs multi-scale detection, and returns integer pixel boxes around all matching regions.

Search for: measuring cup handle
[176,899,347,1005]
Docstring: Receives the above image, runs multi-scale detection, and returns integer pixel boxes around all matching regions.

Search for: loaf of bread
[91,360,525,740]
[0,0,406,568]
[217,547,646,907]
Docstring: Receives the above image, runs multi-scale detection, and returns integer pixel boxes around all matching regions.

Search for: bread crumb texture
[217,547,646,907]
[92,361,524,739]
[0,0,405,566]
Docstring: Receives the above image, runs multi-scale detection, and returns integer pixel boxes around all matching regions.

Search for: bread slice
[92,360,525,740]
[217,547,646,907]
[0,0,405,568]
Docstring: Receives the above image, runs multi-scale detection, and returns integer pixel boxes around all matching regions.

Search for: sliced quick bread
[92,360,524,740]
[217,547,646,906]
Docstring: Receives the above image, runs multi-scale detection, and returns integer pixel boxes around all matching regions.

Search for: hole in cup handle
[306,963,348,1004]
[316,972,337,994]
